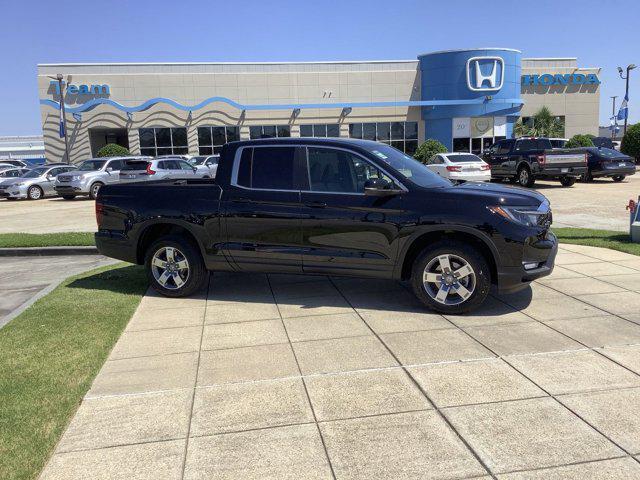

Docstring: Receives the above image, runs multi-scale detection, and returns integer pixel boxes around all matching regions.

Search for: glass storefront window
[249,125,291,139]
[348,122,419,154]
[197,126,240,155]
[299,124,340,138]
[138,128,188,157]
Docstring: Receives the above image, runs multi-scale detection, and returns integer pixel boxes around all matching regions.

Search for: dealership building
[37,48,601,163]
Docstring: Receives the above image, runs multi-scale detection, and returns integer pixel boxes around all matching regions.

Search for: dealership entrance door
[89,128,129,156]
[452,117,507,154]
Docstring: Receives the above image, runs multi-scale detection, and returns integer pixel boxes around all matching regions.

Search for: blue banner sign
[50,81,110,95]
[521,74,600,86]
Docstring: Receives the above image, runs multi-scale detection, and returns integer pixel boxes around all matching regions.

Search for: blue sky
[1,0,637,135]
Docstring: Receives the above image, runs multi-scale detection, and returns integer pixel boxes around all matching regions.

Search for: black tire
[410,240,491,314]
[516,166,535,188]
[612,175,625,182]
[27,185,44,200]
[61,195,76,200]
[559,176,577,187]
[89,182,104,200]
[145,235,208,298]
[581,170,593,182]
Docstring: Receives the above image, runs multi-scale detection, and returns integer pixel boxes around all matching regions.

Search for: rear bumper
[95,231,139,264]
[496,231,558,294]
[536,165,587,178]
[591,165,636,177]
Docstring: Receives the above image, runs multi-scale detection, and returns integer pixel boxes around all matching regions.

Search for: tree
[565,134,595,148]
[414,139,448,164]
[515,106,565,138]
[96,144,130,158]
[621,123,640,162]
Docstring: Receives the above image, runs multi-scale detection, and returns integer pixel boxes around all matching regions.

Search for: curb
[0,246,99,257]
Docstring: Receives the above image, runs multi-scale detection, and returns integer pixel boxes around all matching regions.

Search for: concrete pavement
[0,254,116,327]
[2,173,639,233]
[40,244,640,479]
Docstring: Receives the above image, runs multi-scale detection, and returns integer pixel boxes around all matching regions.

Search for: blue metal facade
[419,48,523,149]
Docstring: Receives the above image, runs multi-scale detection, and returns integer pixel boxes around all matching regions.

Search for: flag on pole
[617,94,629,121]
[58,99,65,138]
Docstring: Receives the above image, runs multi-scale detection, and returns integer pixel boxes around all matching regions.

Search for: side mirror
[364,178,401,197]
[106,167,113,173]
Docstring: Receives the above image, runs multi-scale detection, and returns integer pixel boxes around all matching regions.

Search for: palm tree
[518,107,565,137]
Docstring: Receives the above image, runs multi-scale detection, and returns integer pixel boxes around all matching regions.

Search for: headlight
[14,182,25,187]
[70,175,82,181]
[488,205,548,227]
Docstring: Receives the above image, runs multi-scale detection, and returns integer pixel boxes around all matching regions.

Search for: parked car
[425,152,491,182]
[119,157,210,183]
[0,159,28,168]
[95,138,557,314]
[189,155,220,178]
[548,138,569,148]
[577,147,637,182]
[0,167,31,183]
[0,164,77,200]
[591,137,615,150]
[55,156,150,200]
[483,137,587,187]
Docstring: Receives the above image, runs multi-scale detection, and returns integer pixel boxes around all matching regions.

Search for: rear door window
[236,147,297,190]
[121,161,149,171]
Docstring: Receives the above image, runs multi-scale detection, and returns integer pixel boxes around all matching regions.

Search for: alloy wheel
[519,169,529,186]
[422,254,476,306]
[28,186,42,200]
[151,246,190,290]
[91,183,101,198]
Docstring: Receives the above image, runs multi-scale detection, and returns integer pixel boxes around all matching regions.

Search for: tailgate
[542,151,586,166]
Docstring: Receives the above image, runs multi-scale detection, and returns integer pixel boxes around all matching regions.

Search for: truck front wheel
[516,166,535,188]
[145,235,208,297]
[410,241,491,314]
[559,176,577,187]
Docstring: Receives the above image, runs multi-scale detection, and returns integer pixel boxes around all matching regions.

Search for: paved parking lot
[2,172,639,233]
[40,244,640,479]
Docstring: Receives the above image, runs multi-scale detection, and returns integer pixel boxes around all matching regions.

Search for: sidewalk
[40,244,640,479]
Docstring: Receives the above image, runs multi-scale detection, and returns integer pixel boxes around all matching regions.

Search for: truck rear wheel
[410,241,491,314]
[145,235,208,298]
[516,166,535,188]
[559,176,577,187]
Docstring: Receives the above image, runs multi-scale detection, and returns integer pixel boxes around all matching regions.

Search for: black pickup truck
[95,138,557,314]
[483,137,587,187]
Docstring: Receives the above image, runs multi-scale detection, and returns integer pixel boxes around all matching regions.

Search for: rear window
[594,148,628,159]
[236,147,296,190]
[121,161,150,171]
[445,154,483,163]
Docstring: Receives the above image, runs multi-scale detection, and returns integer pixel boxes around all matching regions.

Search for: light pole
[611,96,617,139]
[48,73,70,163]
[617,64,637,136]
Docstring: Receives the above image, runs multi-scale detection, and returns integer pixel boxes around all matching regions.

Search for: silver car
[189,155,219,178]
[0,164,77,200]
[0,167,31,183]
[119,157,209,183]
[55,156,150,200]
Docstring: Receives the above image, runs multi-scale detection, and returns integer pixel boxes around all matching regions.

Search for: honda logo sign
[466,56,504,92]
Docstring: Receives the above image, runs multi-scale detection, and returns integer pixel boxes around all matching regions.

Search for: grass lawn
[554,227,640,256]
[0,263,147,480]
[0,232,94,248]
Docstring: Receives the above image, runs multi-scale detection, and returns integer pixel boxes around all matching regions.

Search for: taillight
[584,153,588,164]
[481,164,491,171]
[537,154,546,165]
[146,163,156,175]
[95,202,105,227]
[446,165,462,172]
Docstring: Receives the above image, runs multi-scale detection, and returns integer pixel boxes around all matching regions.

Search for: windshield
[189,156,207,165]
[594,148,627,159]
[77,160,107,171]
[364,144,451,188]
[22,167,48,178]
[446,154,483,163]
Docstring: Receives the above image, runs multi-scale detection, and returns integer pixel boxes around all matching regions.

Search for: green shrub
[621,123,640,161]
[96,144,130,158]
[565,134,595,148]
[414,139,448,164]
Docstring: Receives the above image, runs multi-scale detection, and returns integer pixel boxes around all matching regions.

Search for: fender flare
[134,218,207,264]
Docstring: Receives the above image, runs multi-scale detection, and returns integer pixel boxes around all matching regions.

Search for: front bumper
[497,230,558,294]
[55,180,90,195]
[0,185,27,199]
